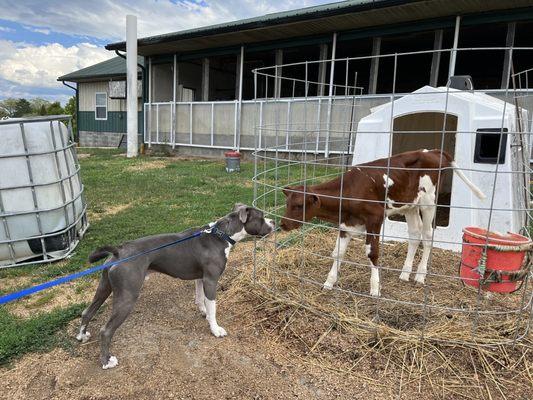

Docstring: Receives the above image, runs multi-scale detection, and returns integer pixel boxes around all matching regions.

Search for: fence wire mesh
[252,47,533,346]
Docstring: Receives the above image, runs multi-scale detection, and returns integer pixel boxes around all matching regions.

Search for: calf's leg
[399,210,422,282]
[365,218,383,297]
[414,196,436,285]
[323,231,351,290]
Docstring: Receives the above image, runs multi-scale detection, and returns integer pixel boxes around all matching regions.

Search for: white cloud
[0,26,15,33]
[24,26,51,35]
[0,40,112,88]
[0,0,328,41]
[0,0,330,103]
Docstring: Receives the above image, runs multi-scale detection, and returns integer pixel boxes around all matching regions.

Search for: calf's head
[280,186,321,231]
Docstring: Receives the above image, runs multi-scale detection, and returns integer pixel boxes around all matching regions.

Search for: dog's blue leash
[0,229,210,306]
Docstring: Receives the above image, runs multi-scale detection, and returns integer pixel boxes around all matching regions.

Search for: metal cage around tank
[0,115,89,268]
[251,47,533,346]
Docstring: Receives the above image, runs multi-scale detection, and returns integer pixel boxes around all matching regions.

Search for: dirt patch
[0,275,34,292]
[125,159,168,172]
[0,267,373,400]
[1,240,530,399]
[88,203,132,222]
[77,153,91,159]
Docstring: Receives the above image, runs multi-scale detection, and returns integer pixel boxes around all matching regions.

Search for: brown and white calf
[280,149,485,297]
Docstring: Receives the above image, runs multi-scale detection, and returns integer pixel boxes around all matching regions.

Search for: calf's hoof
[102,355,119,370]
[399,272,410,282]
[414,274,426,285]
[322,281,334,290]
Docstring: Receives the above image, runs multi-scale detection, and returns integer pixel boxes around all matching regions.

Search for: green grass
[0,148,338,364]
[0,303,86,366]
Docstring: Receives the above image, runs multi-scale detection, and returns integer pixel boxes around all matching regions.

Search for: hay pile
[223,231,533,398]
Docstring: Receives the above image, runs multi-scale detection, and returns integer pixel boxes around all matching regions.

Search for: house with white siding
[58,56,144,147]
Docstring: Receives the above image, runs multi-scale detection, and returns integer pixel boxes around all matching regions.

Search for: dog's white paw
[210,325,227,338]
[369,287,381,297]
[322,281,334,290]
[102,355,119,370]
[76,331,91,343]
[399,272,410,282]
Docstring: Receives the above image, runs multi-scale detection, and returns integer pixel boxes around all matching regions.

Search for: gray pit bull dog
[76,204,275,369]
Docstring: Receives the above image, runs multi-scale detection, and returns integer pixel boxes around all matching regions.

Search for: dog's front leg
[202,277,227,338]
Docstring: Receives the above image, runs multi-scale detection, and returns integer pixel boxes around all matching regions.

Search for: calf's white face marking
[383,174,394,189]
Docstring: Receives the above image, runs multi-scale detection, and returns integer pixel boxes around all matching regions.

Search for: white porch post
[317,43,328,96]
[148,56,152,147]
[429,29,443,87]
[501,22,516,89]
[325,32,337,158]
[126,14,138,158]
[369,37,381,95]
[448,16,461,78]
[274,49,283,98]
[172,54,177,148]
[202,58,210,101]
[236,45,244,150]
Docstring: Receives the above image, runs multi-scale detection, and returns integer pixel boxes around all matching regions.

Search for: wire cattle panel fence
[252,47,533,346]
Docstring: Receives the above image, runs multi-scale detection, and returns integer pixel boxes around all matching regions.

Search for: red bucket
[460,227,531,293]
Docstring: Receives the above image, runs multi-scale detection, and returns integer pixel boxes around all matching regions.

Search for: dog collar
[205,224,236,246]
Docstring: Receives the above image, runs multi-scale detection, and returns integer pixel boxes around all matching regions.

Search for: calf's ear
[282,186,293,197]
[309,193,321,207]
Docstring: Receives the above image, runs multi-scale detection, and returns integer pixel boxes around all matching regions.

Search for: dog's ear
[233,202,246,212]
[234,203,249,223]
[282,186,292,197]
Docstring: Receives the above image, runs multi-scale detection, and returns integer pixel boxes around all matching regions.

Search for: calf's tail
[450,161,486,200]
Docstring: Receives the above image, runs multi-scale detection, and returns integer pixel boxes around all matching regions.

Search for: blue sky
[0,0,332,105]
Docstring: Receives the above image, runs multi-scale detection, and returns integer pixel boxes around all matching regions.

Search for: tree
[13,99,32,117]
[64,96,77,139]
[30,98,51,115]
[46,101,64,115]
[0,98,19,117]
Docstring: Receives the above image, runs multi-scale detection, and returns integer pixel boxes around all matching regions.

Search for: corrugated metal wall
[78,111,143,134]
[79,82,142,112]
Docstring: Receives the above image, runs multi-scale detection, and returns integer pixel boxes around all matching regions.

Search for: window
[95,92,107,120]
[474,128,507,164]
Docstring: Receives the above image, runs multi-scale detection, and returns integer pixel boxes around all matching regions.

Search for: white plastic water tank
[0,115,88,267]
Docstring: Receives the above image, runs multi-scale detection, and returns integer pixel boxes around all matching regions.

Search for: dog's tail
[89,246,119,263]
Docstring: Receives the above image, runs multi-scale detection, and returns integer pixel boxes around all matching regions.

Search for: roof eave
[105,0,407,51]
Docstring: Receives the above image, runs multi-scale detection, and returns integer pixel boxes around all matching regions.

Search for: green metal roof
[105,0,530,56]
[105,0,404,52]
[57,56,144,82]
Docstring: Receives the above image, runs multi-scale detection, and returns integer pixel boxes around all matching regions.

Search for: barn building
[58,0,533,154]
